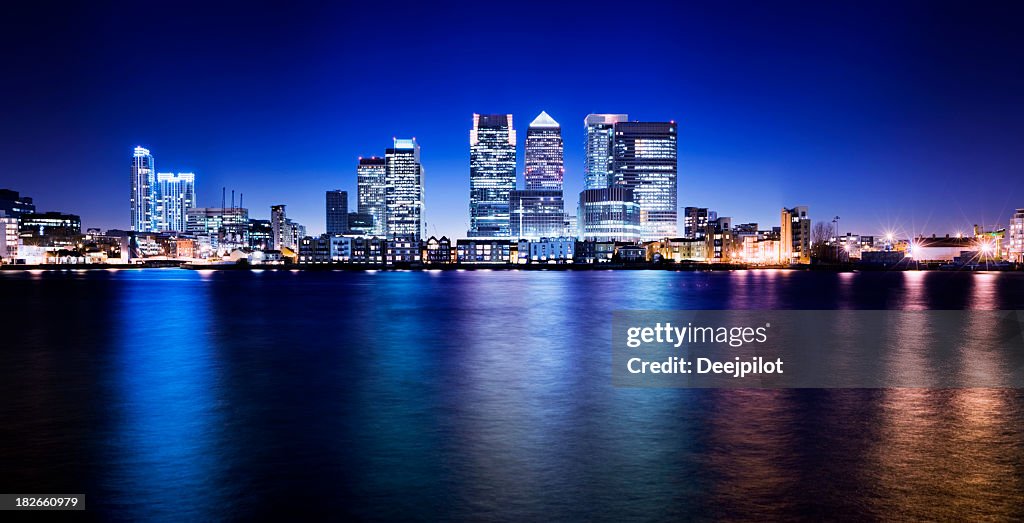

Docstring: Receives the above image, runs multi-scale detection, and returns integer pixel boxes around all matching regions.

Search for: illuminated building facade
[248,219,273,251]
[385,138,423,241]
[155,172,195,232]
[584,114,628,190]
[468,114,516,237]
[578,187,641,242]
[1009,208,1024,263]
[683,207,709,240]
[525,111,564,190]
[780,206,811,263]
[0,211,19,262]
[456,239,513,263]
[423,236,454,264]
[611,121,678,240]
[185,207,249,255]
[357,157,387,236]
[510,190,564,240]
[130,146,156,232]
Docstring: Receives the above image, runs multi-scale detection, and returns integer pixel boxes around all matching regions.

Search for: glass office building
[524,111,563,190]
[385,138,424,241]
[578,187,641,242]
[468,114,516,237]
[357,157,387,236]
[326,190,348,236]
[584,114,628,190]
[510,189,565,240]
[611,121,678,240]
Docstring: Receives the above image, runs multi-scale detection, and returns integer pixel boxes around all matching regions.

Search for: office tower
[524,111,564,190]
[385,138,424,241]
[186,207,249,254]
[357,157,387,236]
[326,190,349,236]
[584,114,628,190]
[347,212,374,236]
[780,206,811,263]
[130,146,156,232]
[510,190,564,240]
[683,207,709,240]
[0,189,36,222]
[509,111,565,239]
[19,212,82,247]
[1009,208,1024,263]
[611,121,678,240]
[468,114,516,237]
[248,219,273,251]
[155,172,196,232]
[578,187,641,242]
[271,204,288,250]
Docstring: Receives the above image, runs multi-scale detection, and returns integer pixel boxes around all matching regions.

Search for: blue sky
[2,1,1023,239]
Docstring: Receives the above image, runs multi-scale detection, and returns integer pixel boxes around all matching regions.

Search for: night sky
[2,1,1023,239]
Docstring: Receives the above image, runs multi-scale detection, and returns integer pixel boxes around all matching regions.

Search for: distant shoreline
[1,262,1020,273]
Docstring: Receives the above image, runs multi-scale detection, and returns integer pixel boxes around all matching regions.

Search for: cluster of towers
[468,112,678,242]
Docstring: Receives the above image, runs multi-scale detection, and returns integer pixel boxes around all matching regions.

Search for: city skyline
[3,2,1024,239]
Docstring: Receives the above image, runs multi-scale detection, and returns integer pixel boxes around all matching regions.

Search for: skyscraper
[510,111,565,239]
[584,114,628,190]
[524,111,563,190]
[155,172,196,232]
[385,138,424,241]
[468,114,516,237]
[611,121,678,240]
[357,157,387,236]
[326,190,348,236]
[130,146,156,232]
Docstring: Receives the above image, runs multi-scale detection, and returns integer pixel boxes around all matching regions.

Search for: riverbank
[2,261,1021,272]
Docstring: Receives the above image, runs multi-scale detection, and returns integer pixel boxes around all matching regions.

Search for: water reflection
[105,271,229,520]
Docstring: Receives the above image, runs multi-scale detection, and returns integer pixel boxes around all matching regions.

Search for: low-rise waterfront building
[456,239,513,264]
[423,236,455,264]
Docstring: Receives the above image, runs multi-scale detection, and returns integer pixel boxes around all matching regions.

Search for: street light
[832,216,840,262]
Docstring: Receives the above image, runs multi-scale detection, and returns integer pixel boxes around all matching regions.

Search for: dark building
[326,190,349,236]
[298,235,331,264]
[0,189,36,221]
[683,207,709,239]
[351,236,386,264]
[574,239,617,264]
[347,212,374,236]
[423,236,454,264]
[20,212,81,245]
[248,219,273,251]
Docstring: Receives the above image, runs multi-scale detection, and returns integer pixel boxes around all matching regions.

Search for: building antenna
[240,193,243,209]
[232,190,235,209]
[222,187,226,208]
